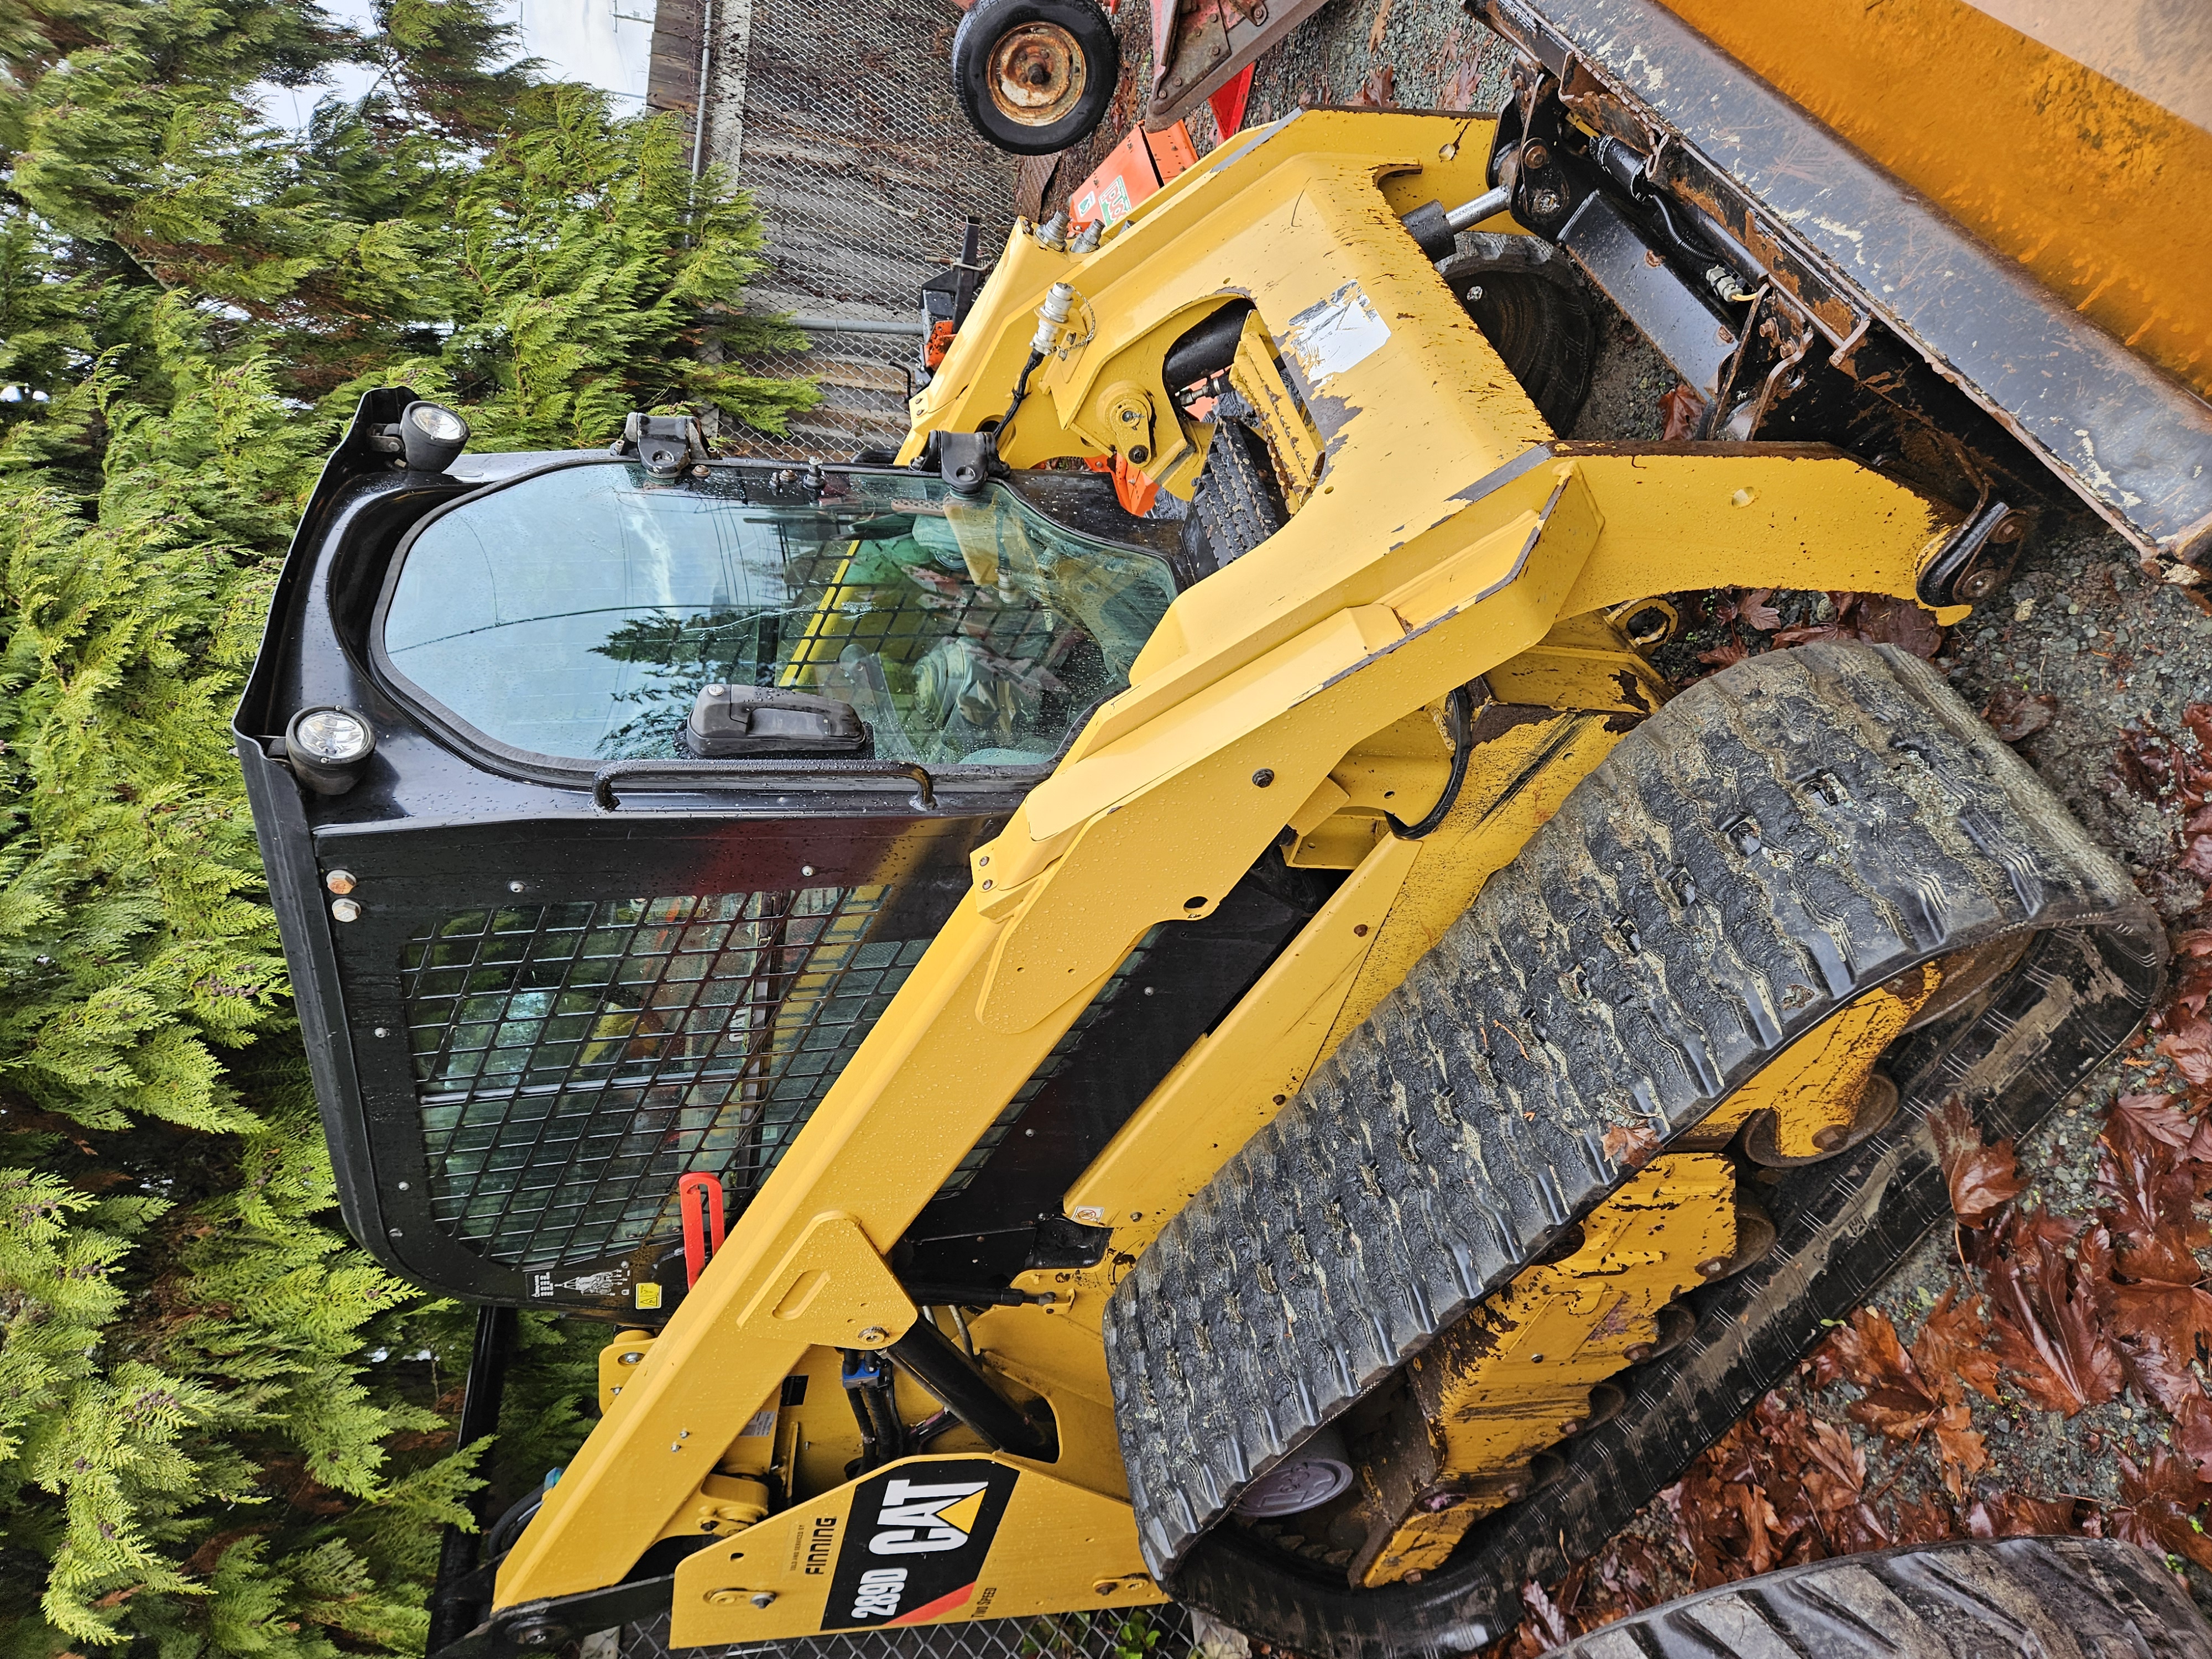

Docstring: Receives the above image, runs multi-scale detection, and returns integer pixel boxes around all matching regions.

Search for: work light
[285,705,375,794]
[399,400,471,473]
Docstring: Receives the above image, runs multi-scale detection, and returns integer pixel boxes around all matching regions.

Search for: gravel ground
[1037,1,2212,1639]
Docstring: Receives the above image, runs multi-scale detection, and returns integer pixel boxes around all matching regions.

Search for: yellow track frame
[491,111,1969,1642]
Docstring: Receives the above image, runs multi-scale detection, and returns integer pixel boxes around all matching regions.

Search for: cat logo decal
[868,1477,991,1555]
[824,1461,1019,1630]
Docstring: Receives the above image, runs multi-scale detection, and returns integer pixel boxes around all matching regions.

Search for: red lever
[679,1172,726,1287]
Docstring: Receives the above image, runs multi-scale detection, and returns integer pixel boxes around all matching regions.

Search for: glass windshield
[380,463,1176,766]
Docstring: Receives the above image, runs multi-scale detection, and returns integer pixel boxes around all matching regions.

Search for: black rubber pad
[1548,1535,2212,1657]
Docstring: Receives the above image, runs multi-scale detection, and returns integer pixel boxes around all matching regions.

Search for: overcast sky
[258,0,659,127]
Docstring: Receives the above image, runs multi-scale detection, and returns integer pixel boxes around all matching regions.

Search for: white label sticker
[1281,281,1391,391]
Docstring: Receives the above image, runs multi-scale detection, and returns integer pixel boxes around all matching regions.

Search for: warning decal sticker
[822,1460,1019,1631]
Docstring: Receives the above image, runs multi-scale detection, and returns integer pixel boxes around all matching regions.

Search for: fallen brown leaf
[1438,57,1483,111]
[1776,591,1942,657]
[1772,622,1841,649]
[2182,827,2212,883]
[1815,1303,1992,1497]
[1967,1491,2083,1538]
[1887,1492,1959,1547]
[1585,1535,1667,1626]
[1838,591,1944,659]
[1912,1288,2005,1404]
[1929,1400,1988,1498]
[2095,1103,2198,1250]
[2161,1010,2212,1093]
[1659,383,1704,441]
[1985,684,2059,742]
[1970,1209,2123,1415]
[1349,65,1397,107]
[2171,930,2212,1019]
[1931,1097,2026,1229]
[2110,1444,2212,1572]
[2167,933,2212,1093]
[1697,640,1749,668]
[2113,726,2177,800]
[1796,1415,1896,1543]
[2111,1091,2199,1150]
[1365,0,1393,53]
[2096,1107,2212,1416]
[1602,1122,1662,1168]
[2176,1393,2212,1484]
[1797,1415,1867,1514]
[1738,589,1782,633]
[1486,1534,1672,1655]
[1509,1574,1569,1656]
[1823,1307,1934,1428]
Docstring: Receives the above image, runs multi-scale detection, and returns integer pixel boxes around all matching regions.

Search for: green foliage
[424,79,818,439]
[0,0,815,1651]
[435,82,815,449]
[1019,1609,1170,1659]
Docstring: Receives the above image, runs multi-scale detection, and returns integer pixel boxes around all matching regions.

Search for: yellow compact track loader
[236,1,2208,1654]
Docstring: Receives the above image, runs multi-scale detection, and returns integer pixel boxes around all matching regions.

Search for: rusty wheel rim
[987,21,1086,128]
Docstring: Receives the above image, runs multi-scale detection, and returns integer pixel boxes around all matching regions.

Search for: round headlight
[406,402,469,444]
[293,708,374,763]
[284,706,377,795]
[398,400,471,472]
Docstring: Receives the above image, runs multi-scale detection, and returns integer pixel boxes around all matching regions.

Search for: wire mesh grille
[403,888,927,1268]
[618,1602,1191,1659]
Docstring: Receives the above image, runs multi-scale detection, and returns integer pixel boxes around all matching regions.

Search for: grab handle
[677,1173,726,1288]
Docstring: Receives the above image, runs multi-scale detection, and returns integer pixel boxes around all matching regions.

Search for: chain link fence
[660,0,1512,461]
[729,327,922,463]
[685,0,1024,460]
[615,1603,1192,1659]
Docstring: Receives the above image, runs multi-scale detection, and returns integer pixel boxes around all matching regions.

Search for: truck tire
[950,0,1118,156]
[1546,1536,2212,1657]
[1105,641,2166,1657]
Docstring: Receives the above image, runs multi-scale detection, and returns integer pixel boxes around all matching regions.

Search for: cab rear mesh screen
[403,887,926,1267]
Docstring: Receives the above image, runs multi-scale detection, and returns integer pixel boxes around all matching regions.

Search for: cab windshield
[379,463,1177,768]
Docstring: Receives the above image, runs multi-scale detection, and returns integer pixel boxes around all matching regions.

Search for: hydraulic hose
[1385,685,1475,839]
[995,280,1079,439]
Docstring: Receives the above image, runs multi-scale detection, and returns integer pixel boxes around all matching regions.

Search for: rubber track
[1186,397,1287,578]
[1548,1536,2212,1657]
[1164,969,2166,1658]
[1103,642,2163,1588]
